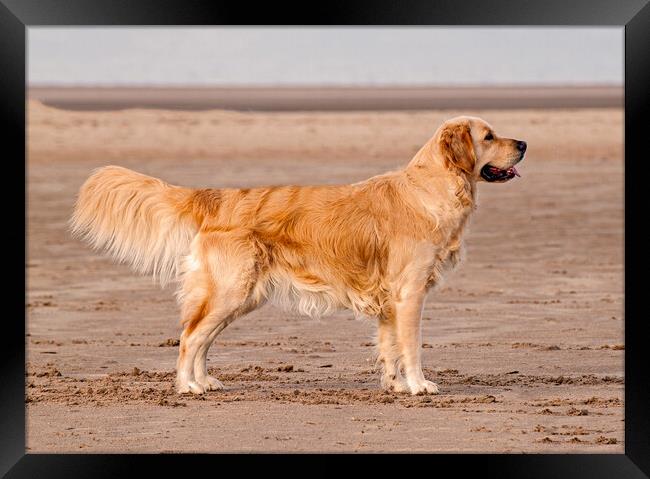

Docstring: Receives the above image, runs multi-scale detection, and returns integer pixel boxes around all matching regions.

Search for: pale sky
[28,27,623,86]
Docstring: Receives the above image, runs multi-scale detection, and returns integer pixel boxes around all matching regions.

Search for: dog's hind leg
[191,292,262,392]
[191,321,229,391]
[177,313,214,394]
[176,230,264,394]
[179,309,243,394]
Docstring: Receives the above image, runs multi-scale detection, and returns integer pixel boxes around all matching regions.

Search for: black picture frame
[4,0,649,476]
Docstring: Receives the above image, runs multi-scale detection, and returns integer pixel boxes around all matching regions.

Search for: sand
[26,100,624,452]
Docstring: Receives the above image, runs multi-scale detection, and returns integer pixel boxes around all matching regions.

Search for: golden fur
[71,116,525,395]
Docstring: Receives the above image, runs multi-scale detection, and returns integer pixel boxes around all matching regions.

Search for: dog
[71,115,526,395]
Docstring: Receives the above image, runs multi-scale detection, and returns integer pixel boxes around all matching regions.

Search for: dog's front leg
[395,288,439,395]
[377,314,410,393]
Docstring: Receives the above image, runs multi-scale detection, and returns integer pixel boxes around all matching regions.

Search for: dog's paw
[407,379,440,395]
[177,380,206,395]
[198,376,225,391]
[381,374,410,394]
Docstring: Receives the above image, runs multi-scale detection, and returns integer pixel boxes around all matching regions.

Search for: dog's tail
[70,166,202,286]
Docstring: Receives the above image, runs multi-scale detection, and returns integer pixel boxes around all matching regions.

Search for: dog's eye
[484,132,494,141]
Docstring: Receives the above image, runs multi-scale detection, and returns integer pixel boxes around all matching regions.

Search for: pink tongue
[509,166,521,177]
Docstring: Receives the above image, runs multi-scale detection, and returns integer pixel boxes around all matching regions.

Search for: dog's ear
[438,122,476,175]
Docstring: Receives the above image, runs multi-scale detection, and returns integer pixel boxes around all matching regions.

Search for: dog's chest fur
[420,177,476,289]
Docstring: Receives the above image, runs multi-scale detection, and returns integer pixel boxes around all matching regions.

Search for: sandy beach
[26,96,623,452]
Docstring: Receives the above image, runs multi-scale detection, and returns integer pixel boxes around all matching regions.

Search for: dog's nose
[517,141,527,153]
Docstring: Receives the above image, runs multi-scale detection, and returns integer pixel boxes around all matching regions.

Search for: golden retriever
[71,115,526,395]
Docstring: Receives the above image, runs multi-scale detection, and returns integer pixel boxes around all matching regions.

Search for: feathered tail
[70,166,199,286]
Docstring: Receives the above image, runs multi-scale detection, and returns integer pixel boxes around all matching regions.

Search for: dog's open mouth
[480,164,521,182]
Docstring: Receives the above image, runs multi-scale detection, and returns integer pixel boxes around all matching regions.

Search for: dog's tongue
[508,166,521,177]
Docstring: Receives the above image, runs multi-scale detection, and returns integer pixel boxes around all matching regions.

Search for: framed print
[3,0,649,476]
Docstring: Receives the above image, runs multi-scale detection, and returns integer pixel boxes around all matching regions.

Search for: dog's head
[435,116,526,183]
